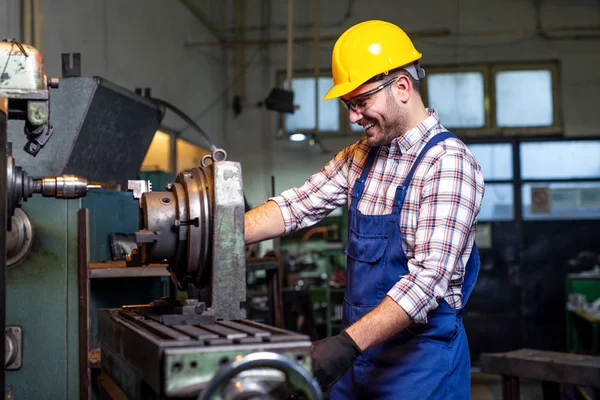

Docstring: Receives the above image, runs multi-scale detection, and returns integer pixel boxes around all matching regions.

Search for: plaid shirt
[271,109,485,323]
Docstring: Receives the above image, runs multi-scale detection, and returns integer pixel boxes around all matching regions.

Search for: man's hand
[309,330,362,392]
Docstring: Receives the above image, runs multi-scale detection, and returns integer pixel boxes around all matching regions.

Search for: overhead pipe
[185,29,451,48]
[223,0,354,33]
[534,0,600,41]
[184,24,600,48]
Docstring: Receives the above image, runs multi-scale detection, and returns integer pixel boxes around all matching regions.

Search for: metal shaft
[34,175,92,199]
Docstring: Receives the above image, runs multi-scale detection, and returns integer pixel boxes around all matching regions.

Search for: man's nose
[348,108,363,124]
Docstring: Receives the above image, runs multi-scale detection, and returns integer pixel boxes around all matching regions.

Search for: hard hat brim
[322,80,365,100]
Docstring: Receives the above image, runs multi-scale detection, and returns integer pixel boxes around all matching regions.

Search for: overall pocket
[344,227,388,305]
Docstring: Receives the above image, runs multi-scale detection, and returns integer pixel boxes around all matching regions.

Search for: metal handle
[198,352,322,400]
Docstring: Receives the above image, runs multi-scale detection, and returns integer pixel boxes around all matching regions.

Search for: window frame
[420,64,491,132]
[463,135,600,223]
[422,61,562,137]
[278,61,562,138]
[277,70,358,138]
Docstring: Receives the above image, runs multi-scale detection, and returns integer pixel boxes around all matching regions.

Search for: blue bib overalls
[330,132,480,400]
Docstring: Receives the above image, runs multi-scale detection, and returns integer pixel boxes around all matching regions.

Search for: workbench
[480,348,600,400]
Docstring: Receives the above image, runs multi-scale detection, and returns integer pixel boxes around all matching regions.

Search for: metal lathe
[0,41,320,400]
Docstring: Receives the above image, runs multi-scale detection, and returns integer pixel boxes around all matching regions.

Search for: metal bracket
[5,326,22,370]
[24,120,54,156]
[127,180,152,200]
[61,53,81,78]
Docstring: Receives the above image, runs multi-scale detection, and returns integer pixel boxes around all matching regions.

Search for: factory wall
[2,0,229,149]
[224,0,600,208]
[5,0,598,203]
[219,0,600,355]
[0,0,20,40]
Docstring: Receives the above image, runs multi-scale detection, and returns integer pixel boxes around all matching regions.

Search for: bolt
[48,78,59,89]
[165,183,173,191]
[171,362,183,374]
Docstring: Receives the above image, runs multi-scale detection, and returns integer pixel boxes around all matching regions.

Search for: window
[468,143,513,181]
[495,70,553,127]
[426,71,485,128]
[176,138,210,172]
[467,143,514,221]
[522,182,600,220]
[141,130,210,173]
[478,184,514,221]
[423,62,561,135]
[280,62,561,137]
[141,130,171,172]
[521,141,600,179]
[283,77,340,133]
[520,139,600,220]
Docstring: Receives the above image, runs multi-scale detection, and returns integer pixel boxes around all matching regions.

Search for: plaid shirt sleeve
[270,144,356,234]
[387,149,483,324]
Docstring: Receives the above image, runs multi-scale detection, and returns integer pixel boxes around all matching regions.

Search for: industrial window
[176,138,210,172]
[478,183,514,221]
[141,130,171,172]
[426,71,486,129]
[520,140,600,220]
[467,143,514,221]
[282,77,340,133]
[423,62,561,135]
[141,130,210,173]
[280,62,560,138]
[520,141,600,180]
[522,182,600,220]
[495,70,554,128]
[468,143,513,181]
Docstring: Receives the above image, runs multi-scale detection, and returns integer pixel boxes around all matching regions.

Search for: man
[245,20,485,399]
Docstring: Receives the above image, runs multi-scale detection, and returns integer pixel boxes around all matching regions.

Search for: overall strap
[350,146,380,205]
[393,131,455,212]
[402,131,455,188]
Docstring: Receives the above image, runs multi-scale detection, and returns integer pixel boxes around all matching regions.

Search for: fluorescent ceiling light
[289,133,307,142]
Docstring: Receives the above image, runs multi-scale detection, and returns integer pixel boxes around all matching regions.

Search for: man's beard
[364,97,407,146]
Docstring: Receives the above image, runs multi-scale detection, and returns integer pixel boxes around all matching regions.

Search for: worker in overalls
[245,20,485,399]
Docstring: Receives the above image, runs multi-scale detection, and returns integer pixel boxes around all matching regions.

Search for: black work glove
[309,330,363,392]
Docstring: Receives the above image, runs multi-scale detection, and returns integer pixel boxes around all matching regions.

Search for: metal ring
[7,208,33,268]
[201,154,213,167]
[191,167,212,280]
[183,170,202,283]
[212,148,227,162]
[173,182,189,266]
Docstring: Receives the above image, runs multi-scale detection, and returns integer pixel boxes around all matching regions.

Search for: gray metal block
[211,161,246,321]
[8,76,165,187]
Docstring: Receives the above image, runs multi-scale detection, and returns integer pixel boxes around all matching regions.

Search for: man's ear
[395,75,411,103]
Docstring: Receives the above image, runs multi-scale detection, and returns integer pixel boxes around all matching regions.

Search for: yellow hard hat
[323,20,423,100]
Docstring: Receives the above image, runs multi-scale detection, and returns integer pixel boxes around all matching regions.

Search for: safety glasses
[340,77,398,113]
